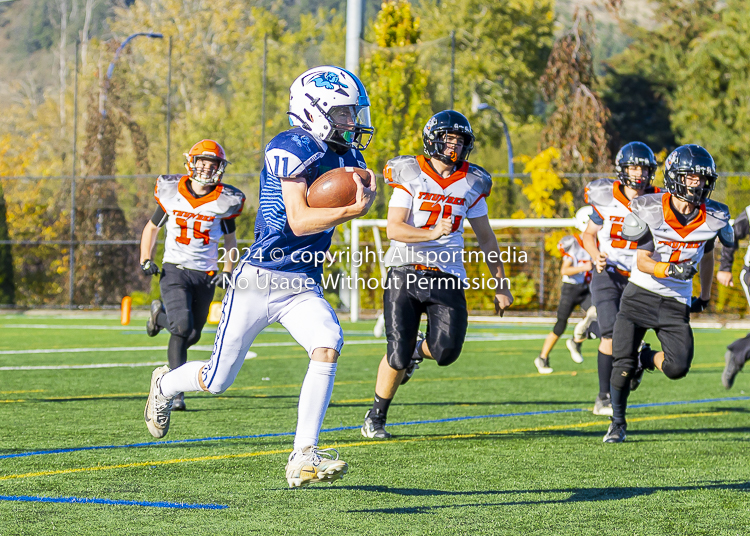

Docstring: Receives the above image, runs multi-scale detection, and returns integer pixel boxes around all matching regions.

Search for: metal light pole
[472,94,514,176]
[166,36,172,174]
[70,40,79,308]
[100,32,164,117]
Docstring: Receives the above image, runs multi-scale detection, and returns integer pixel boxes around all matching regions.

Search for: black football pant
[159,263,216,370]
[611,283,693,424]
[384,266,468,370]
[553,282,591,337]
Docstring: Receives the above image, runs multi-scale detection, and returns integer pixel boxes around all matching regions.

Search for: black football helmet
[615,141,657,189]
[423,110,475,165]
[664,144,717,205]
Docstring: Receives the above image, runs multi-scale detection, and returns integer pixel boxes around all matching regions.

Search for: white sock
[293,360,337,451]
[160,361,206,398]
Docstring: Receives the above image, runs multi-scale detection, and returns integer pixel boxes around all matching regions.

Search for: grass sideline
[0,317,748,535]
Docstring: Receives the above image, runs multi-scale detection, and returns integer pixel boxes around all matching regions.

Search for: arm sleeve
[719,210,749,271]
[704,236,716,254]
[636,231,655,252]
[220,218,236,235]
[150,205,168,227]
[589,209,604,226]
[388,187,414,210]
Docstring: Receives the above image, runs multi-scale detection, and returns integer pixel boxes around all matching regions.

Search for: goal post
[348,218,577,322]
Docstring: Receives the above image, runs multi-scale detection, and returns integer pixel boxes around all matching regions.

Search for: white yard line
[0,334,546,357]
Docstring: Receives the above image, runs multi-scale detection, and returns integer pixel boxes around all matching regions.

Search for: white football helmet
[288,66,374,150]
[575,206,594,232]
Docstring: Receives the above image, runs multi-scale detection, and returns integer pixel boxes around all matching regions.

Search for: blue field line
[1,396,747,461]
[0,494,228,509]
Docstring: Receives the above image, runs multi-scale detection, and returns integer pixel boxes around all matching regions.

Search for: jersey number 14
[176,218,210,246]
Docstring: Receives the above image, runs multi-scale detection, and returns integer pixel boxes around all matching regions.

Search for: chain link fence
[2,172,750,315]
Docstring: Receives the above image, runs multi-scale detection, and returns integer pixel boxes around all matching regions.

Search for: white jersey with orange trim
[382,155,492,279]
[584,178,660,273]
[155,175,245,272]
[558,234,592,285]
[629,192,730,304]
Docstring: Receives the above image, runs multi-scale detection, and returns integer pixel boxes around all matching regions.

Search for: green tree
[539,8,610,179]
[360,0,432,178]
[669,0,750,171]
[603,0,721,156]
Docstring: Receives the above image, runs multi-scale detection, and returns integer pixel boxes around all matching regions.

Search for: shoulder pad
[557,235,576,255]
[705,200,731,231]
[218,183,246,216]
[622,212,649,241]
[465,163,492,197]
[384,155,422,188]
[584,178,615,207]
[155,174,183,201]
[630,193,666,227]
[265,129,324,178]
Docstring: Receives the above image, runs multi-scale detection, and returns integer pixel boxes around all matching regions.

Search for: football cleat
[146,300,165,337]
[722,350,744,390]
[603,419,627,443]
[630,342,653,391]
[361,410,392,439]
[593,394,613,416]
[172,392,186,411]
[144,365,174,438]
[566,338,584,364]
[285,446,348,488]
[534,356,553,374]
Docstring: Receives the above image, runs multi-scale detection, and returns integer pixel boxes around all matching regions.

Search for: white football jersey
[558,234,592,285]
[155,175,245,272]
[383,155,492,279]
[585,178,661,273]
[629,193,730,304]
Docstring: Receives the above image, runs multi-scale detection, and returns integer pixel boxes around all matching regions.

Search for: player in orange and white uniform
[581,142,660,416]
[360,110,513,439]
[603,144,733,443]
[139,140,245,410]
[533,207,599,375]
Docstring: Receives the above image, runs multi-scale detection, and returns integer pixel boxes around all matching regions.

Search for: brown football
[307,167,371,208]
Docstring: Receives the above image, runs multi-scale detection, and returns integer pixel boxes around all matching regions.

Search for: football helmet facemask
[423,110,475,166]
[664,144,717,205]
[288,66,374,151]
[615,141,657,190]
[184,140,230,186]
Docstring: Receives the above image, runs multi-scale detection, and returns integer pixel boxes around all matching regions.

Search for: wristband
[654,262,669,278]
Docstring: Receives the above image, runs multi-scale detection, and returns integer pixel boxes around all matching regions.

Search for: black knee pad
[386,344,413,370]
[610,364,636,390]
[168,313,193,338]
[661,361,690,380]
[431,344,462,367]
[553,318,567,337]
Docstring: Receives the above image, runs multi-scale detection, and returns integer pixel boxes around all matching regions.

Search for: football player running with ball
[603,145,733,443]
[581,142,660,417]
[361,110,513,440]
[139,140,245,411]
[143,66,378,487]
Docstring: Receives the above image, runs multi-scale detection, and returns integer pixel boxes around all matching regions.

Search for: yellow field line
[0,411,727,482]
[0,363,728,404]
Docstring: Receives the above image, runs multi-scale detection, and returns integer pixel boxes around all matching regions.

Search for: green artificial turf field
[0,315,747,535]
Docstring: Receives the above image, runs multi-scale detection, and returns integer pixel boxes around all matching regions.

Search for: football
[307,167,371,208]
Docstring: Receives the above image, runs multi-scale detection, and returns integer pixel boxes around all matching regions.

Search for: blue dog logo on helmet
[310,72,349,90]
